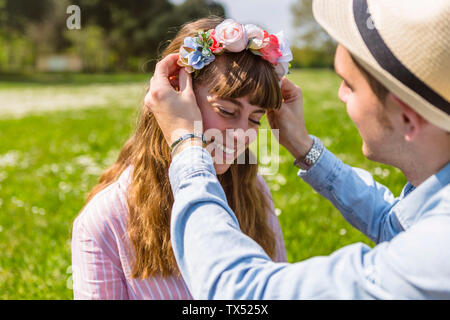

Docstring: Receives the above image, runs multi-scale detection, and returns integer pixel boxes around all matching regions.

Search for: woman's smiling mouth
[213,141,235,155]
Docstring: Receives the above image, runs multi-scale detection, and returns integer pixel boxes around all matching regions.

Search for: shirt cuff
[297,147,344,193]
[169,146,216,193]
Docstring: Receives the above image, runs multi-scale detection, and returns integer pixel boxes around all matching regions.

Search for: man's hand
[145,54,202,146]
[267,77,313,160]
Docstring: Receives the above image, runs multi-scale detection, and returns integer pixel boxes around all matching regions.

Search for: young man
[147,0,450,298]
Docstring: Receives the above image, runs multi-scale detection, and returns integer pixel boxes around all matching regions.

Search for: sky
[170,0,299,42]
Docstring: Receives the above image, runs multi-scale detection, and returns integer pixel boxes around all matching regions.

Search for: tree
[72,0,225,69]
[0,0,226,72]
[291,0,335,67]
[0,0,70,72]
[0,0,55,32]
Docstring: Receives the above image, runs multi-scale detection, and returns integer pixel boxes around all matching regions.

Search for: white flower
[275,31,293,63]
[215,19,248,52]
[245,24,266,50]
[275,62,290,79]
[274,31,293,78]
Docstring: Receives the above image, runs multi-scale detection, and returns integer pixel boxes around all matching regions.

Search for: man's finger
[281,77,295,93]
[154,53,180,84]
[144,89,154,112]
[179,68,193,92]
[281,77,302,102]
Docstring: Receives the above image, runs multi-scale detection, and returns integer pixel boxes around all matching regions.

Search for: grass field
[0,70,407,299]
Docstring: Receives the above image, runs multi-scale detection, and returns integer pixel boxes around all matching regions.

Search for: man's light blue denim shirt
[169,145,450,299]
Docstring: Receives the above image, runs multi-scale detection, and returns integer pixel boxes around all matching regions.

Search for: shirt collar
[394,162,450,230]
[118,165,133,189]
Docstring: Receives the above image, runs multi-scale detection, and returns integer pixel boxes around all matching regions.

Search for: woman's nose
[226,120,257,146]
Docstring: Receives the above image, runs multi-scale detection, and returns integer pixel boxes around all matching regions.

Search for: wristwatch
[293,135,324,172]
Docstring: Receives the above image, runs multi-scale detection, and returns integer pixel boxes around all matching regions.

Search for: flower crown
[177,19,293,79]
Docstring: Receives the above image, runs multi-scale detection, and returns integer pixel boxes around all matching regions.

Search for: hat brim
[313,0,450,131]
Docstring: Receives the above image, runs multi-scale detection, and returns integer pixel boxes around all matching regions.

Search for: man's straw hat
[313,0,450,131]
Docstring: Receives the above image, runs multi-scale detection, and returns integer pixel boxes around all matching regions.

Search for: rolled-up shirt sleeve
[169,146,450,299]
[298,147,401,243]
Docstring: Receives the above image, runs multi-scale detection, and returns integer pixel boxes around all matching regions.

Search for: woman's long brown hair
[82,17,283,278]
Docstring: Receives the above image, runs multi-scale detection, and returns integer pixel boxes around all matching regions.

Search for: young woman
[71,16,291,299]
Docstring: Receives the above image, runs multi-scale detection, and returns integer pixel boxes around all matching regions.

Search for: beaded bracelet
[170,133,206,154]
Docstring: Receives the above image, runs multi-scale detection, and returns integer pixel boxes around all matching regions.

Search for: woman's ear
[392,94,427,142]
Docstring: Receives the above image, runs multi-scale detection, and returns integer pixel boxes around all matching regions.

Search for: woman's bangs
[207,52,282,110]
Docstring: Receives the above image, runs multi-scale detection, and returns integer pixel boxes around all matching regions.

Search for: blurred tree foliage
[64,25,116,72]
[290,0,335,68]
[0,0,64,72]
[290,47,334,69]
[72,0,224,69]
[0,0,54,32]
[0,0,225,72]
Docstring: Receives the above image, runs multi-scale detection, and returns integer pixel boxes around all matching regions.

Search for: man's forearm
[298,144,399,243]
[169,146,276,298]
[168,146,397,299]
[286,134,314,161]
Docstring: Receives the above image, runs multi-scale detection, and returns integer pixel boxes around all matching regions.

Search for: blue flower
[184,36,201,50]
[180,35,215,71]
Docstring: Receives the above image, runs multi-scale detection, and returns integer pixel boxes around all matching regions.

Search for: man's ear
[392,94,427,142]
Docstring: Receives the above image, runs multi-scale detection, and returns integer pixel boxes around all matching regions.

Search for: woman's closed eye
[219,108,261,126]
[218,107,235,116]
[250,118,262,126]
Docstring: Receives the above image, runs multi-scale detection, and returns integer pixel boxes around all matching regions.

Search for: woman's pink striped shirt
[71,166,287,300]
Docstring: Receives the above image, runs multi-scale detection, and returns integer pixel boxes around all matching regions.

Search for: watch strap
[293,136,324,171]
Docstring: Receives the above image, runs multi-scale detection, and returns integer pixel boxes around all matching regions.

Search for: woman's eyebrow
[222,98,265,113]
[253,109,266,114]
[222,98,243,108]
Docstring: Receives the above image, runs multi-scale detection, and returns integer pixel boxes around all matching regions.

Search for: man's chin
[362,143,376,161]
[362,142,389,164]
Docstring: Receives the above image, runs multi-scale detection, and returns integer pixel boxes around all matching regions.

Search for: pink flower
[208,30,224,54]
[214,19,248,52]
[259,31,282,65]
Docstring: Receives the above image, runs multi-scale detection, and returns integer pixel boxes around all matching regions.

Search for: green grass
[0,72,150,88]
[0,69,407,299]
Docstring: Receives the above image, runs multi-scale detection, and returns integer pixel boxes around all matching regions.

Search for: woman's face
[195,84,266,175]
